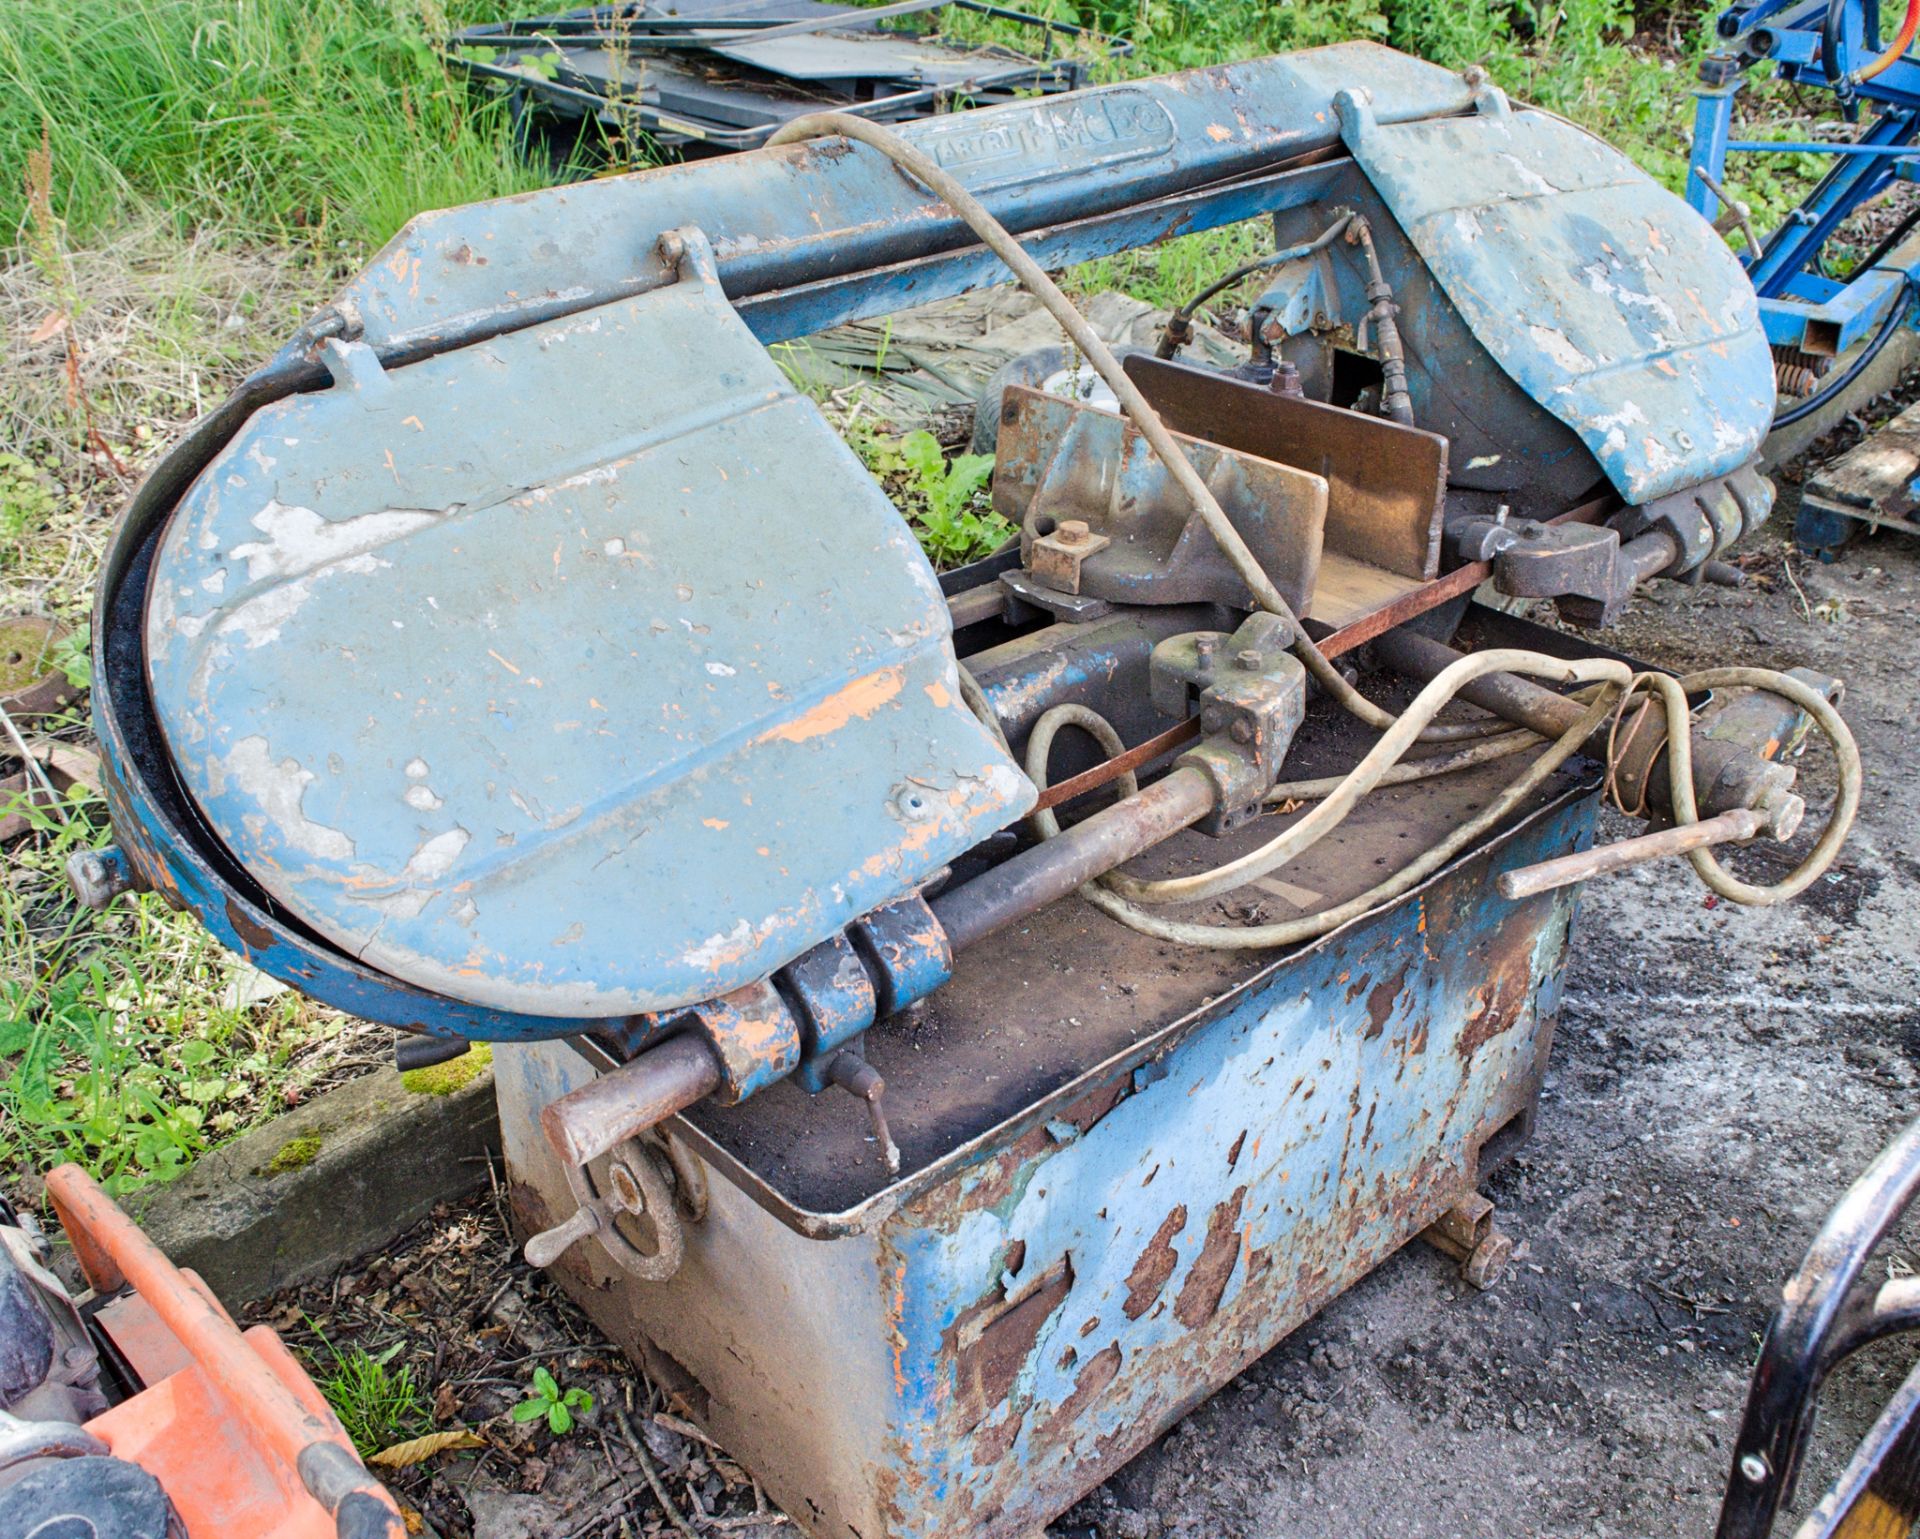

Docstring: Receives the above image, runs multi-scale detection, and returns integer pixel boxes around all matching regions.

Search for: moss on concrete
[401,1042,493,1096]
[263,1134,323,1176]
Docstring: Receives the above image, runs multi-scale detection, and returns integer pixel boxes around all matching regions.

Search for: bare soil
[250,482,1920,1539]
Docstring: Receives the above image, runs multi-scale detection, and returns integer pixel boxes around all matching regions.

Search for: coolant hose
[1021,655,1860,948]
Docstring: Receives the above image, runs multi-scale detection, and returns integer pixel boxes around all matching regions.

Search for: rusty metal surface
[319,45,1476,358]
[542,1035,726,1170]
[0,615,80,721]
[672,720,1597,1222]
[992,387,1328,613]
[1336,85,1774,506]
[496,759,1596,1539]
[929,764,1217,953]
[1123,354,1448,580]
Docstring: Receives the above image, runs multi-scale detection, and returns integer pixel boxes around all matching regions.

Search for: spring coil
[1773,344,1834,399]
[1776,361,1824,399]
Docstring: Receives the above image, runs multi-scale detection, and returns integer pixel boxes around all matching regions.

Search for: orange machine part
[42,1164,403,1539]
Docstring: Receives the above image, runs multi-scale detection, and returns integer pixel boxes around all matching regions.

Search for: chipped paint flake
[228,499,439,584]
[755,666,905,745]
[222,736,355,861]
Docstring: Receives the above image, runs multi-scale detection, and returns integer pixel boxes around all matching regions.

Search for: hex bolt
[1194,636,1220,675]
[1236,649,1265,671]
[66,847,141,912]
[1229,719,1254,745]
[1200,705,1227,735]
[1057,519,1091,544]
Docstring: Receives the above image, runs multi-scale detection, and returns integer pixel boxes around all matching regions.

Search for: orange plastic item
[1858,0,1920,80]
[42,1164,404,1539]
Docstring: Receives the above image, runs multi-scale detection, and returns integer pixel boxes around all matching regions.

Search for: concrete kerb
[126,1050,500,1306]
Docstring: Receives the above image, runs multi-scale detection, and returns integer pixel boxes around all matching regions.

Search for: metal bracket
[1150,612,1307,833]
[1419,1192,1513,1289]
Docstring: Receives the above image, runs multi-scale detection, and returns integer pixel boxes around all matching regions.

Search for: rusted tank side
[495,789,1591,1539]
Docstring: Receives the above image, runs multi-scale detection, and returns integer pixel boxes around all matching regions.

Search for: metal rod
[541,1033,723,1169]
[1496,807,1767,899]
[1371,628,1594,741]
[1725,138,1920,155]
[1033,715,1200,811]
[929,764,1217,952]
[1621,528,1686,584]
[947,584,1009,629]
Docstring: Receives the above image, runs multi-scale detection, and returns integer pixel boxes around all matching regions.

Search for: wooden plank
[1307,551,1425,630]
[1124,354,1449,580]
[1803,397,1920,527]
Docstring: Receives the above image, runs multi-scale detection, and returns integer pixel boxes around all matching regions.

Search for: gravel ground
[251,486,1920,1539]
[1057,504,1920,1539]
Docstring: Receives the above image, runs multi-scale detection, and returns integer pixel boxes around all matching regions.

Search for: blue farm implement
[41,42,1876,1539]
[1689,0,1920,552]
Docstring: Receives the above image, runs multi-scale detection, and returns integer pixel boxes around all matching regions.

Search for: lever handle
[1497,806,1774,901]
[523,1199,607,1269]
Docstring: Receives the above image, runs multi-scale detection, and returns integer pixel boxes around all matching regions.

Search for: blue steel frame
[1689,0,1920,553]
[1687,3,1920,357]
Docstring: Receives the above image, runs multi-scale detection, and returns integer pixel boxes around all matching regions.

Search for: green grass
[0,786,375,1195]
[0,0,1830,261]
[0,0,557,253]
[306,1326,433,1456]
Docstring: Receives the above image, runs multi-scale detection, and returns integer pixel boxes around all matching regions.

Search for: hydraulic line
[1023,662,1617,950]
[1263,720,1573,801]
[1855,199,1920,273]
[1823,0,1855,96]
[1072,649,1630,910]
[1156,214,1353,359]
[1021,653,1859,949]
[1860,0,1920,80]
[1347,216,1415,425]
